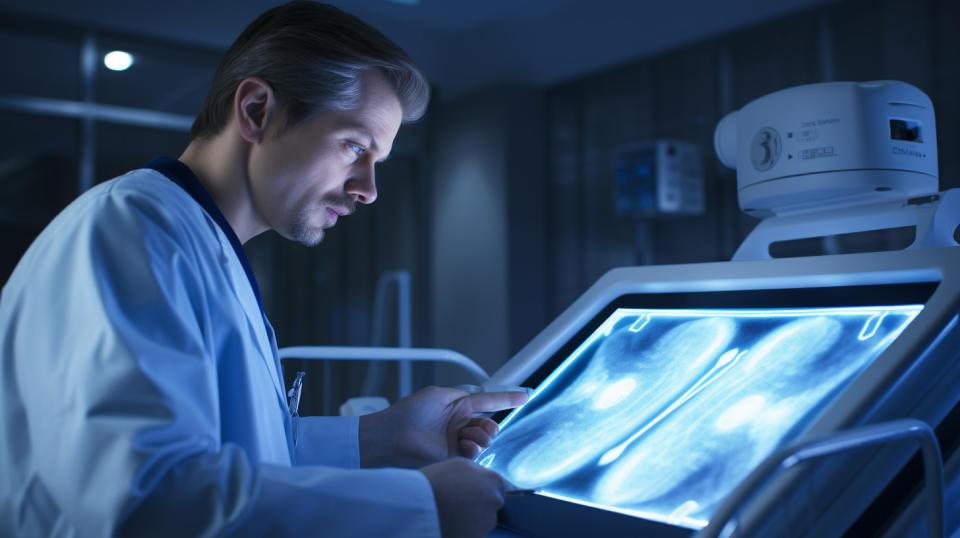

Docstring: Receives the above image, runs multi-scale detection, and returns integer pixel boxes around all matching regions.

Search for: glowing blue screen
[479,305,922,529]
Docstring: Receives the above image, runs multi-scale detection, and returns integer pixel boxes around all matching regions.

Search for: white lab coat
[0,166,440,537]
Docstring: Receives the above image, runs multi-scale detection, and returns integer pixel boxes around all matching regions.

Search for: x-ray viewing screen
[479,305,923,529]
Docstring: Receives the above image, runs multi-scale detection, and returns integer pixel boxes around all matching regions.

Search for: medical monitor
[482,283,934,536]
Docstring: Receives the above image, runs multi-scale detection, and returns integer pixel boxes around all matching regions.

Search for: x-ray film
[479,305,922,529]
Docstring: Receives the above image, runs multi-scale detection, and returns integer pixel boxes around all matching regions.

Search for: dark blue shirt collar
[143,156,266,319]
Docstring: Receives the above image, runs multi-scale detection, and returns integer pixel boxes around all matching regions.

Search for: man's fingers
[459,425,494,449]
[467,416,499,437]
[458,438,482,459]
[463,390,529,413]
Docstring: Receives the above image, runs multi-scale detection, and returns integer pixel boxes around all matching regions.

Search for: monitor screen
[479,305,922,529]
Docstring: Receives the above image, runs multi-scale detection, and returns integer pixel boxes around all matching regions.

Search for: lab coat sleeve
[6,181,440,537]
[122,457,441,537]
[294,415,361,468]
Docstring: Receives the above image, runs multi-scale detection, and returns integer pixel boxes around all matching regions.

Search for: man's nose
[346,161,377,204]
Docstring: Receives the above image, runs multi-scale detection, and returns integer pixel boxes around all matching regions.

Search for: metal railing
[278,345,489,384]
[696,418,944,538]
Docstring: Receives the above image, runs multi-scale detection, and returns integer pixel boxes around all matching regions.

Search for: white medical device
[713,80,957,261]
[485,81,960,537]
[713,80,938,217]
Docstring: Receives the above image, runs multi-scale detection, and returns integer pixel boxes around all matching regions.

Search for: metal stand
[733,189,960,261]
[362,271,414,398]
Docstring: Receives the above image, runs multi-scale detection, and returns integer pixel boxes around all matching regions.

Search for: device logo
[750,127,781,172]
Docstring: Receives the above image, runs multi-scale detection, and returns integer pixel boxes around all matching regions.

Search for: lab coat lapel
[215,231,287,404]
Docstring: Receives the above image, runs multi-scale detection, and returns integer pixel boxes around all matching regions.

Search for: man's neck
[178,136,266,244]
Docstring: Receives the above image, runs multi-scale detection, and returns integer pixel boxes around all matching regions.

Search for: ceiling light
[104,50,134,71]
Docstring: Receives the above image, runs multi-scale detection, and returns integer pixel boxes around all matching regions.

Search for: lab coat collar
[143,156,266,320]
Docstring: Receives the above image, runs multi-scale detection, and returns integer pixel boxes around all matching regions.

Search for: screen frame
[491,282,937,536]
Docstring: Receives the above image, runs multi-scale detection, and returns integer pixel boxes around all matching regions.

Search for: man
[0,2,526,536]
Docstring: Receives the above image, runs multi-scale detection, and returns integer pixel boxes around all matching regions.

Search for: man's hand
[359,386,528,467]
[420,458,512,538]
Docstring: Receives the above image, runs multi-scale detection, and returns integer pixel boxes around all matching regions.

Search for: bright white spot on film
[715,395,767,431]
[478,453,495,467]
[594,378,637,409]
[103,50,133,71]
[717,348,741,367]
[599,443,626,465]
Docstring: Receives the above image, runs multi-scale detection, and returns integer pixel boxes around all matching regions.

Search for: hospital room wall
[426,0,960,380]
[429,86,547,384]
[0,17,220,286]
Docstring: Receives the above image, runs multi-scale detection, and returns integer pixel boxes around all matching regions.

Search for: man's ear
[233,77,276,144]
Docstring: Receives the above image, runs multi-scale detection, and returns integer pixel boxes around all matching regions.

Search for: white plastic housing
[714,81,939,216]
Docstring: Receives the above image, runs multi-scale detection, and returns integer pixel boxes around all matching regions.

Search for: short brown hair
[189,1,430,141]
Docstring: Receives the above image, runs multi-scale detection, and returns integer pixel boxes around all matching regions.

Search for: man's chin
[288,209,329,247]
[299,230,325,247]
[287,225,325,247]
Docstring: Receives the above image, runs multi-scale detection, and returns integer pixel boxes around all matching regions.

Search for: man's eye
[347,143,365,157]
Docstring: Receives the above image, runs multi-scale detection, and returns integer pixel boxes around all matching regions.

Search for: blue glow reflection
[479,306,921,529]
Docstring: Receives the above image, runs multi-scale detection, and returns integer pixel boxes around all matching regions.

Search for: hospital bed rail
[278,345,490,387]
[696,418,944,538]
[278,345,490,415]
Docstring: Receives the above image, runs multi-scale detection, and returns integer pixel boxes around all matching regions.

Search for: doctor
[0,2,526,537]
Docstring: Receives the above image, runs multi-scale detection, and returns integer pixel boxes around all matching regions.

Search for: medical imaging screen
[479,305,922,529]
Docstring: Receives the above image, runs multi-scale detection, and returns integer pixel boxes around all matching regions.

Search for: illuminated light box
[479,305,922,529]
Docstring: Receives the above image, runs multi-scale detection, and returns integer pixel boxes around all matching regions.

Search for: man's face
[247,70,403,246]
